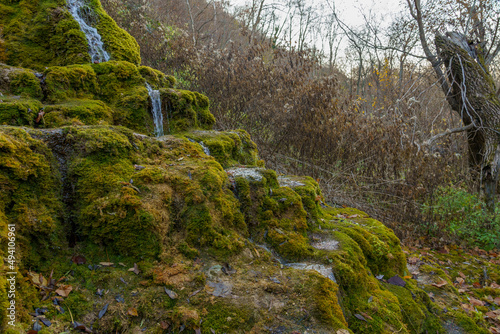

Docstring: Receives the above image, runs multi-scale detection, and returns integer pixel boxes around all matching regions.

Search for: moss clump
[44,64,98,103]
[139,66,176,89]
[185,129,258,167]
[0,0,139,70]
[43,99,113,126]
[0,0,90,70]
[87,0,141,65]
[0,127,64,268]
[6,68,43,99]
[201,302,254,332]
[161,89,215,132]
[0,98,43,126]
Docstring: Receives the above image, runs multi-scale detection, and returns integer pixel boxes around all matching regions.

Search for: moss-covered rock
[0,0,140,70]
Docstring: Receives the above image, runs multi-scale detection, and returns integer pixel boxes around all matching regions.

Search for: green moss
[88,0,141,65]
[201,302,254,332]
[0,98,42,126]
[44,64,98,103]
[8,68,42,99]
[162,89,215,132]
[139,66,176,89]
[0,0,139,70]
[43,99,113,127]
[0,127,64,268]
[1,0,90,70]
[185,130,258,167]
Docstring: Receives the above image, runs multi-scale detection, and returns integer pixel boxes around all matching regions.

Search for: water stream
[67,0,110,63]
[145,83,164,137]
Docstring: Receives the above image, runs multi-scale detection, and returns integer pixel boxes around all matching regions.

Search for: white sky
[226,0,406,61]
[227,0,405,28]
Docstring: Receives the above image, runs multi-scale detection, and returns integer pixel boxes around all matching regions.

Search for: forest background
[99,0,500,250]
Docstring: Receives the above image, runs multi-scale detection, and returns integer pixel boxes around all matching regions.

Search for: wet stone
[206,281,232,298]
[285,263,337,283]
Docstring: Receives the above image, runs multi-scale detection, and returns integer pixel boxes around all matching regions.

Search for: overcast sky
[227,0,405,28]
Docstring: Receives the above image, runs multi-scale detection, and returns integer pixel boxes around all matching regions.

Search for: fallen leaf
[127,307,138,317]
[195,329,201,334]
[40,318,52,327]
[469,297,484,306]
[55,285,73,297]
[71,255,86,265]
[489,327,500,334]
[458,272,466,279]
[336,330,350,334]
[348,214,359,218]
[98,303,109,319]
[160,321,169,330]
[456,277,465,285]
[491,282,500,289]
[128,263,140,275]
[403,275,412,279]
[354,313,367,322]
[28,272,48,287]
[360,312,373,321]
[408,257,419,264]
[164,287,178,299]
[494,297,500,305]
[431,280,447,288]
[99,262,114,267]
[473,282,482,288]
[33,320,42,331]
[388,275,406,287]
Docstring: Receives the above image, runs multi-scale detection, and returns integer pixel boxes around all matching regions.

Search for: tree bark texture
[435,32,500,212]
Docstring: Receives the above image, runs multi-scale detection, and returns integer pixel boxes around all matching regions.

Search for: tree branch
[423,123,474,147]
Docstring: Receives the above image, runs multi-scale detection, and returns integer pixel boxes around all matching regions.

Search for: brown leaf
[469,297,484,306]
[489,327,500,334]
[71,255,87,265]
[160,321,169,330]
[456,277,465,285]
[348,214,359,218]
[127,307,138,317]
[473,282,482,288]
[128,263,140,275]
[99,262,114,267]
[431,280,447,288]
[360,312,373,321]
[458,271,467,279]
[494,297,500,305]
[408,257,419,264]
[55,284,73,297]
[28,272,48,287]
[491,282,500,289]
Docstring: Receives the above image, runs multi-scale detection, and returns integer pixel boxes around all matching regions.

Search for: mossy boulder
[0,0,140,70]
[185,129,259,168]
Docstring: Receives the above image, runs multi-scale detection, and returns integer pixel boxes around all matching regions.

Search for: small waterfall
[199,141,210,155]
[67,0,110,63]
[187,138,210,156]
[145,83,164,137]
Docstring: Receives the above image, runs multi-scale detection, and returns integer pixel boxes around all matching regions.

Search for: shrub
[422,186,500,250]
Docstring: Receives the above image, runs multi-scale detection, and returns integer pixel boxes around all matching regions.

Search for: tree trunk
[435,32,500,212]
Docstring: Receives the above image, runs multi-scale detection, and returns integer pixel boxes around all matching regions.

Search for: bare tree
[407,0,500,211]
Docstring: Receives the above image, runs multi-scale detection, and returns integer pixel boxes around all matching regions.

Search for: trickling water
[187,138,211,156]
[199,141,210,155]
[67,0,110,63]
[145,83,164,137]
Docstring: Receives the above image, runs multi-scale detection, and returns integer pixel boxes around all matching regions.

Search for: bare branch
[423,123,474,147]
